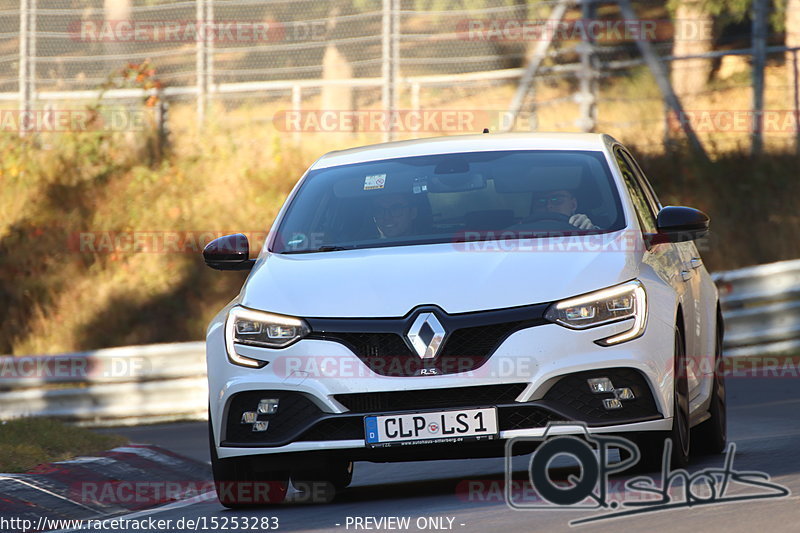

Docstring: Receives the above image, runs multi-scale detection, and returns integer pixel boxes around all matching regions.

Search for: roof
[311,132,618,169]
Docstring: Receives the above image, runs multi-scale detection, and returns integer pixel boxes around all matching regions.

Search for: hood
[240,231,641,317]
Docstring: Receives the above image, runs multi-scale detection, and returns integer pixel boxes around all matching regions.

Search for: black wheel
[292,460,354,503]
[692,318,727,455]
[208,419,289,508]
[636,326,691,471]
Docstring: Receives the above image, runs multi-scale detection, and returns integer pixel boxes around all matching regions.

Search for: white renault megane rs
[203,133,726,507]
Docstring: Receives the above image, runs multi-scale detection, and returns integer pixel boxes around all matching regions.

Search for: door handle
[681,270,693,281]
[690,257,703,269]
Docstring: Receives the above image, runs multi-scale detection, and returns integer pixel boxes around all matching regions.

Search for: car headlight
[224,306,310,367]
[544,280,647,346]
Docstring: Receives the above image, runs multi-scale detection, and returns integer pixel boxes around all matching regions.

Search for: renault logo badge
[406,312,446,360]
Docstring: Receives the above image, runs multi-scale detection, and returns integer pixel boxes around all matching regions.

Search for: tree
[786,0,799,99]
[670,0,715,97]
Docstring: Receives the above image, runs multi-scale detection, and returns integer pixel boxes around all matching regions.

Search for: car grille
[334,383,528,413]
[309,320,539,377]
[498,405,566,431]
[296,406,566,441]
[223,369,660,447]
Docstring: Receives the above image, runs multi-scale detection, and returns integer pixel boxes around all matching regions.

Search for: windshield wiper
[283,245,355,254]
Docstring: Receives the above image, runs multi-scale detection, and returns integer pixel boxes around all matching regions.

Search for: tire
[292,460,354,504]
[636,326,691,471]
[691,319,727,455]
[208,419,289,508]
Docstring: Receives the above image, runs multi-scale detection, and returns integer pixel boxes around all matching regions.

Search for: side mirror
[650,206,709,244]
[203,233,255,271]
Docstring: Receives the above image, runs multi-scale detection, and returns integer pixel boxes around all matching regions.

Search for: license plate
[364,408,498,447]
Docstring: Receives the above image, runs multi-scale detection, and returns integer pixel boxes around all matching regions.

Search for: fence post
[155,89,170,154]
[18,0,36,137]
[207,0,214,119]
[392,0,399,122]
[576,0,597,132]
[751,0,768,157]
[292,84,302,145]
[617,0,709,163]
[793,49,799,156]
[411,82,420,113]
[382,0,399,142]
[196,0,208,129]
[503,0,570,132]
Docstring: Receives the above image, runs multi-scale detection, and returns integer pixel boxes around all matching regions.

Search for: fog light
[615,387,635,400]
[241,411,257,424]
[252,421,269,432]
[603,398,623,410]
[587,377,614,393]
[258,398,279,415]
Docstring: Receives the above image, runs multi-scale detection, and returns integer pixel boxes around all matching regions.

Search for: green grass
[0,418,128,473]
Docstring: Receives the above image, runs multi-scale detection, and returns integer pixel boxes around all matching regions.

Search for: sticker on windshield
[412,176,428,194]
[364,174,386,190]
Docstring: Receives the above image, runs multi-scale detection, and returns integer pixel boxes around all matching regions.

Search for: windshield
[273,150,624,254]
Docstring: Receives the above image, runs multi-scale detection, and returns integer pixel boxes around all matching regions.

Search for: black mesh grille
[225,391,325,445]
[314,322,533,377]
[305,304,549,377]
[439,321,529,357]
[334,383,528,413]
[498,406,566,431]
[224,386,572,446]
[541,367,660,424]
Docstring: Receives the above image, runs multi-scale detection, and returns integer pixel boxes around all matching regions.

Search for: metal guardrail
[0,259,797,426]
[0,342,207,426]
[714,259,800,358]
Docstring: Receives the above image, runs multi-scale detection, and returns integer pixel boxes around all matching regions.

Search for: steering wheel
[514,211,576,231]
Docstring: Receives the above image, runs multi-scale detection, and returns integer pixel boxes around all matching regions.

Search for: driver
[371,193,418,238]
[532,189,599,230]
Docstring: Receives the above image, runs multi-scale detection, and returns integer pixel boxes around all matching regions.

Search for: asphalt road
[89,376,799,533]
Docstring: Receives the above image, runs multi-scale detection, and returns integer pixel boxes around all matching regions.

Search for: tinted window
[620,149,662,214]
[615,149,657,233]
[273,150,625,253]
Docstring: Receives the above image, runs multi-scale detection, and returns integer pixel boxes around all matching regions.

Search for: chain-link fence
[1,0,797,156]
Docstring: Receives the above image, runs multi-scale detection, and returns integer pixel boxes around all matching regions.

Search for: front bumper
[207,306,677,459]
